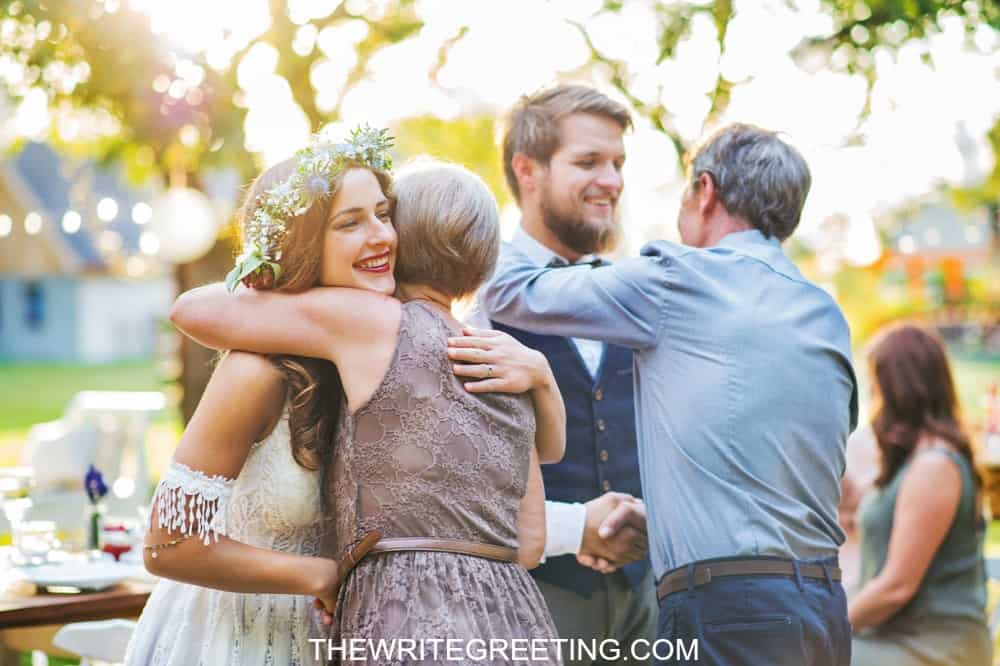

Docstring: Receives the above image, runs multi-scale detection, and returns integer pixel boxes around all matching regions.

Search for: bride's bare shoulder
[215,351,283,387]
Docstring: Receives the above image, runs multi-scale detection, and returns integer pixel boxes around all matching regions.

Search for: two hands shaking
[577,492,648,574]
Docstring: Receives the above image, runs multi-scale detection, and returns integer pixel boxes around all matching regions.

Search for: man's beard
[539,186,622,257]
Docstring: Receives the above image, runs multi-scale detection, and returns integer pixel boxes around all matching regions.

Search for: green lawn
[20,656,77,666]
[988,519,1000,552]
[951,351,1000,426]
[0,358,170,431]
[0,358,181,469]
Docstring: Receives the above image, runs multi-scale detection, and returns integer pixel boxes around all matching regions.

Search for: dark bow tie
[545,257,605,269]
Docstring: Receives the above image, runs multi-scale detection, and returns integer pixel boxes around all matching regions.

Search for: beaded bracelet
[143,535,189,558]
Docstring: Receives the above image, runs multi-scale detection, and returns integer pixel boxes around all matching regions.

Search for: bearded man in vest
[471,84,656,664]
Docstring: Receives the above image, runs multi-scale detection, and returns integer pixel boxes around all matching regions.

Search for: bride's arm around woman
[125,350,350,666]
[140,352,338,602]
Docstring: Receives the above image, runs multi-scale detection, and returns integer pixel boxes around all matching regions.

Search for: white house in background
[0,142,174,363]
[889,201,993,262]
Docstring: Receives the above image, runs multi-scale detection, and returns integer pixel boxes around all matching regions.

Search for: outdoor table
[0,579,154,663]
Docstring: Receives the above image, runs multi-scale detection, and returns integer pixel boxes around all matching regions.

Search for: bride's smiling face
[320,168,397,295]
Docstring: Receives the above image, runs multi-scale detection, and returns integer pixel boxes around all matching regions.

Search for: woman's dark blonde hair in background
[867,322,980,492]
[233,158,394,472]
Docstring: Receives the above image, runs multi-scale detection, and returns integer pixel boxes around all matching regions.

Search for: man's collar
[714,228,800,276]
[715,228,781,250]
[512,225,599,267]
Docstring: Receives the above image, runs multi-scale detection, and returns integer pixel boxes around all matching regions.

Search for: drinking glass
[0,467,35,528]
[12,520,58,564]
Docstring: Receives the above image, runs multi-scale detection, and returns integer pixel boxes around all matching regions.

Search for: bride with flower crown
[126,129,562,665]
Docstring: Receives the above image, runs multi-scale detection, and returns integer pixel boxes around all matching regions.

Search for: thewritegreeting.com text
[309,637,700,662]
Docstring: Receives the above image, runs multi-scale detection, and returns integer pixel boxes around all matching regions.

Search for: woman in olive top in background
[850,323,991,666]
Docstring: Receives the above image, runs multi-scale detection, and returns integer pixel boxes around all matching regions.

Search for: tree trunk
[175,238,235,424]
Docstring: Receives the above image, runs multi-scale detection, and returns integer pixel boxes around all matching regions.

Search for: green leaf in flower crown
[225,264,243,292]
[225,253,266,292]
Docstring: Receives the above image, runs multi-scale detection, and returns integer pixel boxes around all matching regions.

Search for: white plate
[20,561,141,591]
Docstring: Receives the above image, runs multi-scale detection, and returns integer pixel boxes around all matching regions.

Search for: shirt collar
[512,225,599,267]
[715,228,799,277]
[715,228,780,250]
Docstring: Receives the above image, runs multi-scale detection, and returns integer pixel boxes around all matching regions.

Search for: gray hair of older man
[687,124,811,241]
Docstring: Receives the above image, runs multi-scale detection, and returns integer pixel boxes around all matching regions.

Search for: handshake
[577,492,648,574]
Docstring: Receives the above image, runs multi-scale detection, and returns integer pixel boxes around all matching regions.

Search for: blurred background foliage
[0,0,996,428]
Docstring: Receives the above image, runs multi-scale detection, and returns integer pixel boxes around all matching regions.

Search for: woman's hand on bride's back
[447,328,553,394]
[448,328,565,462]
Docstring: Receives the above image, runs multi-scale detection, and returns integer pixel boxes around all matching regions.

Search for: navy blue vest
[492,321,650,596]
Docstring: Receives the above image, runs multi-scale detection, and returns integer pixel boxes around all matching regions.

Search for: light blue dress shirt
[481,229,859,578]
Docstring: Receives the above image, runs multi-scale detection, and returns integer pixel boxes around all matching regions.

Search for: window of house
[24,281,44,329]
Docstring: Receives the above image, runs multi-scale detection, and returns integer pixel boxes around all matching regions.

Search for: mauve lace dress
[322,300,559,664]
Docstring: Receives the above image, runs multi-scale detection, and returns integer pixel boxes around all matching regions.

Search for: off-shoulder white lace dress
[125,413,325,666]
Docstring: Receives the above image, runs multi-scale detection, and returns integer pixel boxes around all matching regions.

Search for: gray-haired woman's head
[392,158,500,301]
[686,124,811,241]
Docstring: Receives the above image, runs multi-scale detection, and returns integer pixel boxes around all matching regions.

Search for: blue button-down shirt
[481,229,859,578]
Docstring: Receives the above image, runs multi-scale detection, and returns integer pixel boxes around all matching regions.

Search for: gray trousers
[535,569,658,665]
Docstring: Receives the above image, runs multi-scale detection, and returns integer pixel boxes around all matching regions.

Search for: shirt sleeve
[152,461,236,545]
[542,500,587,560]
[480,241,675,350]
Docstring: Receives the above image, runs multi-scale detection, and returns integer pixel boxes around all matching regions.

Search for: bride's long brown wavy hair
[868,323,980,490]
[234,159,394,472]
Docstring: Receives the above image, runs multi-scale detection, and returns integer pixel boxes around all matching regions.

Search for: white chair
[52,619,137,666]
[16,391,165,538]
[62,391,165,518]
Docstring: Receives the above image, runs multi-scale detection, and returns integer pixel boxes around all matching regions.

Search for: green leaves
[225,252,265,292]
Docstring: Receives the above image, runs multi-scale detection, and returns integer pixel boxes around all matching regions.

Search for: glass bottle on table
[0,467,36,563]
[84,465,109,558]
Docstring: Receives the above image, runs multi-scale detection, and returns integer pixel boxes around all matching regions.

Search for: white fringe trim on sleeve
[153,461,236,545]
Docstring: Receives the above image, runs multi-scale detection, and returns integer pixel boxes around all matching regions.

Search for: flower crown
[225,125,394,291]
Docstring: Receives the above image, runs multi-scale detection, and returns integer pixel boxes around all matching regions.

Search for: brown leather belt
[368,537,518,563]
[657,559,842,600]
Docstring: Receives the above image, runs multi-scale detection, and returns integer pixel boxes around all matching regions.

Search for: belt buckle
[699,566,712,587]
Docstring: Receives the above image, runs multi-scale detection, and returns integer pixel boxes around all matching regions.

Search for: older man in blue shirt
[479,124,858,665]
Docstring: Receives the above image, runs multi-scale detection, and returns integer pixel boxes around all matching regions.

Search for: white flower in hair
[306,175,330,198]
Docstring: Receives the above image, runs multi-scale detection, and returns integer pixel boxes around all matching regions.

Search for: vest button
[594,388,603,401]
[599,449,609,462]
[597,419,606,431]
[602,480,611,492]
